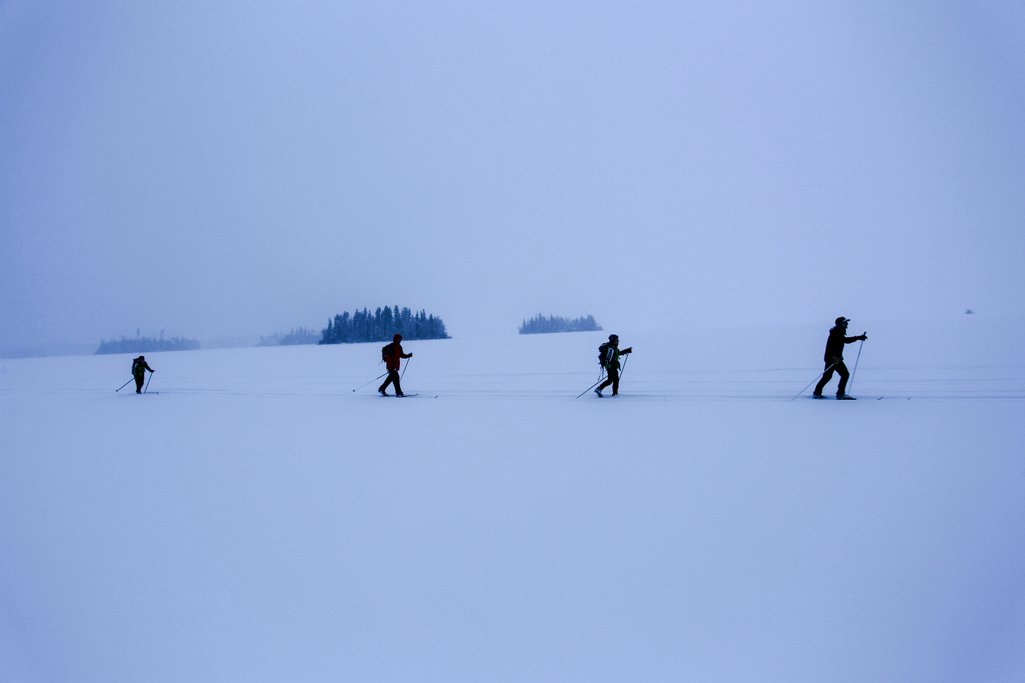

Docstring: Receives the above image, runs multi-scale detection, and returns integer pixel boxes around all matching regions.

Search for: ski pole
[848,334,865,393]
[619,353,630,379]
[115,377,134,392]
[400,356,411,381]
[790,362,836,401]
[143,371,154,393]
[576,372,607,399]
[352,371,388,392]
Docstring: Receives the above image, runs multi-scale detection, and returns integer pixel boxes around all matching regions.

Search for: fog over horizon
[3,2,1024,352]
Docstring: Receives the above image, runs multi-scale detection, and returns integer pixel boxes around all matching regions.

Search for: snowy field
[2,316,1024,682]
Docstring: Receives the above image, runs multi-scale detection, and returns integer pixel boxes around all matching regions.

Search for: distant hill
[320,306,449,344]
[259,327,320,346]
[96,335,200,355]
[519,314,602,335]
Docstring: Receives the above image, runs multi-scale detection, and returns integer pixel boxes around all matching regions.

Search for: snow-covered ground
[2,316,1024,682]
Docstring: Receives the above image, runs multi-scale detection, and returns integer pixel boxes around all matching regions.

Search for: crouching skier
[595,334,632,397]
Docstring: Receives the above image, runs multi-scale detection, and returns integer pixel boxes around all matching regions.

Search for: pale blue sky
[2,1,1024,351]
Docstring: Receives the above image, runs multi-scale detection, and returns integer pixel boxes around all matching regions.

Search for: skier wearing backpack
[594,334,632,397]
[813,316,867,400]
[378,334,413,397]
[131,355,154,394]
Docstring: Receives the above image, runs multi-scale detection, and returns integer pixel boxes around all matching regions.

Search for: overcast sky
[2,1,1024,351]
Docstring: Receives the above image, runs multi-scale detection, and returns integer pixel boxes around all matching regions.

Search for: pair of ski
[811,395,891,401]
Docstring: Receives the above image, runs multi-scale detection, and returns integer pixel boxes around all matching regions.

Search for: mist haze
[3,5,1025,679]
[3,1,1024,352]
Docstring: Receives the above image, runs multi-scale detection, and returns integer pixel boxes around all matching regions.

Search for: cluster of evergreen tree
[519,314,602,335]
[320,307,449,344]
[258,327,320,346]
[96,335,200,355]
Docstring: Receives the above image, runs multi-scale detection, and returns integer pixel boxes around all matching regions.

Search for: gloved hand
[623,347,633,354]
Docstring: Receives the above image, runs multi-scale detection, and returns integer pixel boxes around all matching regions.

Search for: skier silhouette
[595,334,632,397]
[131,356,154,394]
[378,334,413,397]
[813,317,867,400]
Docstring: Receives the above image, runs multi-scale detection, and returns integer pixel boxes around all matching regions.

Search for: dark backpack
[598,342,609,367]
[381,344,391,363]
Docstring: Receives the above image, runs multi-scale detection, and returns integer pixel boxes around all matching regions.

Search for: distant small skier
[813,316,867,400]
[378,334,413,397]
[595,334,632,397]
[131,355,154,394]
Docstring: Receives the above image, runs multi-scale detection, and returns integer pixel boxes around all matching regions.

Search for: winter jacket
[600,344,631,370]
[131,357,153,378]
[823,326,861,363]
[382,342,412,371]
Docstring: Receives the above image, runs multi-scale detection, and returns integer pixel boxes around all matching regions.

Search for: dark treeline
[96,336,200,355]
[258,327,320,346]
[519,314,602,335]
[320,307,449,344]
